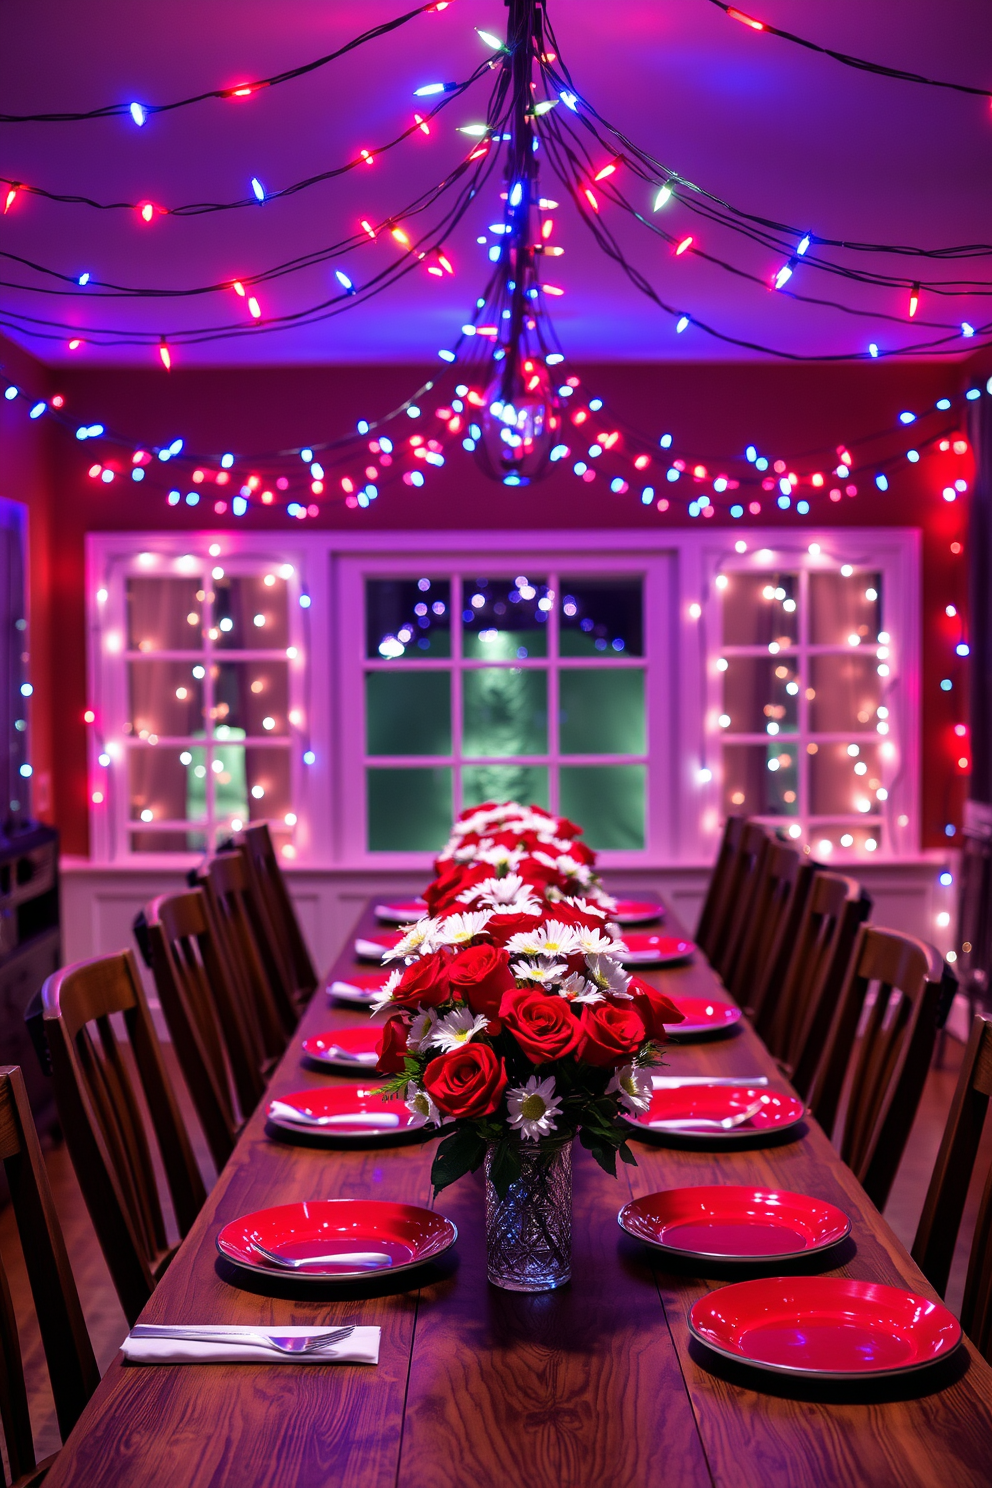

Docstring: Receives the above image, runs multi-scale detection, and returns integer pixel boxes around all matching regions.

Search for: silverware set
[130,1324,356,1356]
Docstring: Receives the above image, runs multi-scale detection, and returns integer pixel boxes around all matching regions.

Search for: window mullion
[203,570,215,848]
[547,568,560,815]
[451,572,463,816]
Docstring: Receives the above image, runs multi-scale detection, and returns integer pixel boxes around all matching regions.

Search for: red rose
[487,911,544,945]
[554,816,583,840]
[565,838,595,866]
[629,976,685,1040]
[375,1016,412,1074]
[390,951,451,1012]
[499,988,583,1064]
[422,1043,507,1118]
[547,899,607,931]
[424,863,488,917]
[447,943,515,1026]
[577,1001,646,1067]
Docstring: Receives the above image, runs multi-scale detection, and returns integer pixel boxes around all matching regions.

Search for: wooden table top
[44,900,992,1488]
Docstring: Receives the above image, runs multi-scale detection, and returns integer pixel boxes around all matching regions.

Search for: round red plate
[621,932,695,966]
[217,1199,457,1281]
[328,972,387,1006]
[618,1186,850,1261]
[354,931,405,961]
[662,996,743,1039]
[266,1086,423,1143]
[626,1084,805,1143]
[375,899,428,924]
[612,899,665,925]
[689,1276,962,1379]
[302,1027,381,1071]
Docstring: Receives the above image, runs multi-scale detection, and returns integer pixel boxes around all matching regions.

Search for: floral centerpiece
[373,801,682,1290]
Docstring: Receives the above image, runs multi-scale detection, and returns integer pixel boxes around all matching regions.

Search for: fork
[130,1324,356,1355]
[268,1101,400,1128]
[647,1097,768,1131]
[251,1240,392,1270]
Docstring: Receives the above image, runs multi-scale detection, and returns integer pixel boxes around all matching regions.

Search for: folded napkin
[122,1325,380,1365]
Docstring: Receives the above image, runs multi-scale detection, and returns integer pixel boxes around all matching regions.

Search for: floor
[2,1035,990,1473]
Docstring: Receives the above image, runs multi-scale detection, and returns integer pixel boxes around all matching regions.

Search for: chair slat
[724,840,800,1008]
[709,822,769,985]
[243,824,317,996]
[205,855,294,1056]
[694,815,746,959]
[762,871,861,1068]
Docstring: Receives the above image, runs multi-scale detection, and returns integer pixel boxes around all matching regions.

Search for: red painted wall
[24,352,989,854]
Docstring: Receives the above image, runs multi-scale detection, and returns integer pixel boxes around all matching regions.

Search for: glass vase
[484,1138,572,1292]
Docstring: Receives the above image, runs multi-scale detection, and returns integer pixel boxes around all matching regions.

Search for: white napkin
[354,938,389,960]
[121,1325,380,1365]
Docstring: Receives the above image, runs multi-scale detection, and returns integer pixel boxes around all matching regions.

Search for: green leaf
[618,1139,638,1168]
[486,1138,523,1201]
[431,1124,487,1195]
[578,1124,618,1178]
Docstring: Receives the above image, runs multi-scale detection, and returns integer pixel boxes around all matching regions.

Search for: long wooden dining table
[44,899,992,1488]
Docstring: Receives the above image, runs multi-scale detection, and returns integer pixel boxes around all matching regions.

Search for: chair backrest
[0,1066,99,1480]
[723,839,800,1007]
[762,870,862,1065]
[808,924,945,1209]
[788,882,871,1099]
[41,951,207,1326]
[149,887,266,1120]
[745,859,816,1029]
[205,853,293,1055]
[243,823,317,996]
[709,821,769,984]
[695,815,746,958]
[912,1015,992,1358]
[143,894,239,1170]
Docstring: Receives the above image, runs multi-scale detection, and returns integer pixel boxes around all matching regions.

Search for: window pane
[246,748,292,824]
[462,764,549,811]
[365,578,451,660]
[129,747,198,825]
[367,767,452,850]
[722,657,798,734]
[130,830,207,853]
[214,661,289,737]
[128,661,203,737]
[214,574,289,650]
[721,743,799,816]
[810,741,883,816]
[721,572,798,646]
[808,655,884,732]
[126,577,202,652]
[559,669,645,754]
[185,740,249,826]
[462,668,547,757]
[810,572,881,646]
[559,765,645,849]
[462,577,548,659]
[366,671,451,756]
[560,577,643,657]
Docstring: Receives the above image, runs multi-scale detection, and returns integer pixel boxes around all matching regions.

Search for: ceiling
[0,0,989,365]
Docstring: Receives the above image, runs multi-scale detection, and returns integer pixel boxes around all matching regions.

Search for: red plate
[663,996,743,1040]
[327,972,387,1006]
[618,1186,850,1261]
[266,1086,423,1143]
[613,899,665,925]
[217,1199,457,1282]
[689,1276,962,1380]
[375,899,428,924]
[355,930,405,961]
[302,1027,381,1071]
[621,932,695,966]
[627,1084,805,1144]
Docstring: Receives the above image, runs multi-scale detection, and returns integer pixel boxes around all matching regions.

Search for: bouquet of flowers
[374,801,683,1197]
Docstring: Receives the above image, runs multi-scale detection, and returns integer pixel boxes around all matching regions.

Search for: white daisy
[556,971,605,1005]
[455,872,542,916]
[607,1062,653,1113]
[504,920,580,958]
[585,954,632,998]
[560,894,607,921]
[369,967,404,1017]
[405,1082,441,1128]
[507,1075,563,1141]
[406,1008,438,1052]
[435,909,492,947]
[383,917,440,963]
[427,1007,491,1052]
[510,956,570,985]
[556,854,592,887]
[575,926,628,957]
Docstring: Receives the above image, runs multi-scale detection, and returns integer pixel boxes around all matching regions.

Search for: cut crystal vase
[484,1138,572,1291]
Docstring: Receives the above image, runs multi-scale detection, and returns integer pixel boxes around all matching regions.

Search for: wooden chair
[41,951,207,1327]
[694,815,745,959]
[0,1065,100,1486]
[788,882,871,1100]
[912,1015,992,1359]
[205,853,294,1055]
[147,888,266,1122]
[243,824,317,998]
[807,925,945,1209]
[708,821,768,984]
[761,870,863,1069]
[143,893,240,1170]
[744,859,816,1031]
[723,839,800,1008]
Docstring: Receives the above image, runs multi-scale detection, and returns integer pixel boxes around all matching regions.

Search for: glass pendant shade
[476,360,562,485]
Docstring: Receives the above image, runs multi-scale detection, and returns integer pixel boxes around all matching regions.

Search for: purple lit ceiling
[0,0,989,365]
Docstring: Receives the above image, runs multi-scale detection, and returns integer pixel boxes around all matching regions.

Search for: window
[339,556,668,860]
